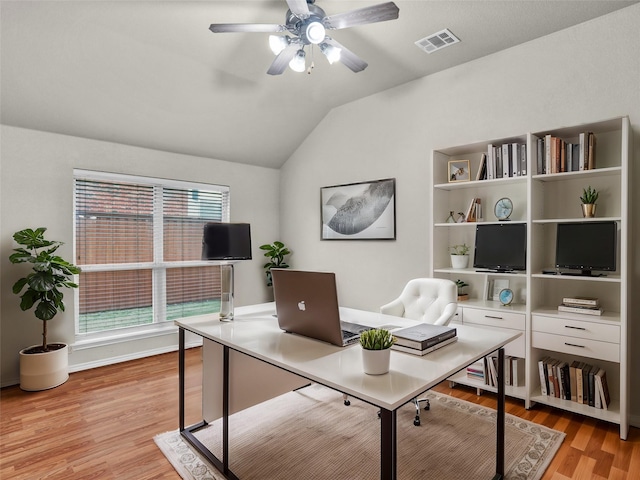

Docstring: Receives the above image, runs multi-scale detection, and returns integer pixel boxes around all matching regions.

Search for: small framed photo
[448,160,471,183]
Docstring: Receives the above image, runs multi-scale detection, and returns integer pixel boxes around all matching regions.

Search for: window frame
[73,169,230,340]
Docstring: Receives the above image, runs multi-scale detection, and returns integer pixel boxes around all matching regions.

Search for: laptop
[271,269,371,347]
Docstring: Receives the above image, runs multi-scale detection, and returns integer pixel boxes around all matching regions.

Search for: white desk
[176,304,520,480]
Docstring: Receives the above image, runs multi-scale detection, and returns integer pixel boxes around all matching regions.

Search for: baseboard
[0,340,202,388]
[68,340,202,373]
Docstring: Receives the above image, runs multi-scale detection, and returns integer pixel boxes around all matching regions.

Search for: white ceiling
[1,0,637,168]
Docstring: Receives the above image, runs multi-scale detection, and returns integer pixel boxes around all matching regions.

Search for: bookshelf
[429,116,630,439]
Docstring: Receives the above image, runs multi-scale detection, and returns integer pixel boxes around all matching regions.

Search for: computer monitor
[201,223,252,260]
[473,223,527,272]
[555,221,616,276]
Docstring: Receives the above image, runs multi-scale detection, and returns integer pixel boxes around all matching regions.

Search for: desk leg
[379,408,397,480]
[179,328,185,432]
[493,347,505,480]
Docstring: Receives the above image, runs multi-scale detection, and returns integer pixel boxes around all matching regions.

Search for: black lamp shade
[202,223,252,260]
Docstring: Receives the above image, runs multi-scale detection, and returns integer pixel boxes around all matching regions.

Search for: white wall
[0,126,280,385]
[280,6,640,419]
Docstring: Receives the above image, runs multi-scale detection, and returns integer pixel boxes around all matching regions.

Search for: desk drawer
[532,315,619,344]
[532,331,619,363]
[463,308,525,331]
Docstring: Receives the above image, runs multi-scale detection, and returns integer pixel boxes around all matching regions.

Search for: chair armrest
[380,298,404,317]
[431,302,458,326]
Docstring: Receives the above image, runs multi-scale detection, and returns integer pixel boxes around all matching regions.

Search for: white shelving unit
[429,117,631,439]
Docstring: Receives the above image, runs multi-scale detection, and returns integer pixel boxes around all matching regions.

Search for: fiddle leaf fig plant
[259,241,291,286]
[359,329,395,350]
[9,228,81,352]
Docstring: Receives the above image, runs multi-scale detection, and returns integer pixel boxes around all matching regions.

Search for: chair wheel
[424,405,430,411]
[344,400,351,406]
[424,400,430,411]
[414,416,421,426]
[377,411,381,419]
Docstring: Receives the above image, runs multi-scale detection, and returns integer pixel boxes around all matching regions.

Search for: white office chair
[380,278,458,426]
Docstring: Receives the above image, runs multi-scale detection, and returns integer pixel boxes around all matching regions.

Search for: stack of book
[478,355,525,388]
[537,356,610,410]
[558,296,603,316]
[484,143,527,180]
[391,323,457,356]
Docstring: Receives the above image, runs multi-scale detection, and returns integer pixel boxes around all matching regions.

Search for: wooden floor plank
[1,348,639,479]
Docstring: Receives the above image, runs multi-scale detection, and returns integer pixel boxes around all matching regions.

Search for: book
[562,296,599,307]
[595,368,611,410]
[392,323,457,350]
[538,357,550,395]
[487,144,495,180]
[475,153,487,181]
[511,357,525,387]
[575,362,585,404]
[391,336,457,356]
[536,138,545,174]
[558,304,604,316]
[569,361,579,402]
[588,132,596,170]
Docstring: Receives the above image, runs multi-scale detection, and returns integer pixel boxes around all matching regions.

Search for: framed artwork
[321,178,396,240]
[448,159,471,183]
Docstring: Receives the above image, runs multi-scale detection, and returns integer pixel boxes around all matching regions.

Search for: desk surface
[176,303,520,411]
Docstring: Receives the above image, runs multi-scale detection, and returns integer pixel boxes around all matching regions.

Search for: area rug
[155,384,564,480]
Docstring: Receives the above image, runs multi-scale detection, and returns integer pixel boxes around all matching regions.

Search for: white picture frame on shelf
[491,279,510,301]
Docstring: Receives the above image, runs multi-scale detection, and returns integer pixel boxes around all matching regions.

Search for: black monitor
[202,223,252,260]
[473,223,527,272]
[555,221,616,276]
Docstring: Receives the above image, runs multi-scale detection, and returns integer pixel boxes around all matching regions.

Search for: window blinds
[74,172,230,334]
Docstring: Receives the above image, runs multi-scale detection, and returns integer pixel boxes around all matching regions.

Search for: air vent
[415,28,460,54]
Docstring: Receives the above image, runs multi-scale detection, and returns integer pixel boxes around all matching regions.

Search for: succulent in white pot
[360,328,395,375]
[450,243,470,269]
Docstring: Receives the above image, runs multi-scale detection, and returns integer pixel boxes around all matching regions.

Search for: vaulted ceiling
[1,1,636,168]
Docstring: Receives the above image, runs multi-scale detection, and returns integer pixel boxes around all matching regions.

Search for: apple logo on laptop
[297,301,306,311]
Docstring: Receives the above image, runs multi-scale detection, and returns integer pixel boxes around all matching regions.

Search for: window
[74,170,229,335]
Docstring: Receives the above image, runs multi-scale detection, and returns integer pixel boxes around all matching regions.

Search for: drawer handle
[564,342,585,348]
[485,315,503,320]
[564,325,586,330]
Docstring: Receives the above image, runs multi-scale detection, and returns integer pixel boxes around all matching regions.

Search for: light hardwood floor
[1,348,638,479]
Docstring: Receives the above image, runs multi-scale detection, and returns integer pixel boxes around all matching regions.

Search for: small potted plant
[580,186,599,218]
[360,328,395,375]
[259,241,291,286]
[9,228,81,391]
[455,279,469,301]
[450,243,470,269]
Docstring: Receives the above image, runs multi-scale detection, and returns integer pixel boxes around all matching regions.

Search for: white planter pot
[450,254,469,269]
[19,344,69,391]
[362,348,391,375]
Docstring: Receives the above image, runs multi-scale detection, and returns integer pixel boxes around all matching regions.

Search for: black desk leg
[179,328,185,432]
[379,408,397,480]
[493,347,505,480]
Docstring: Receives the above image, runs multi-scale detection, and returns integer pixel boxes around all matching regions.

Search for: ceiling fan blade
[267,43,300,75]
[286,0,311,19]
[323,37,368,73]
[209,23,286,34]
[323,2,399,30]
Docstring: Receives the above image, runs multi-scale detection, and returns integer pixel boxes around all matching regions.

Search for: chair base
[413,397,430,426]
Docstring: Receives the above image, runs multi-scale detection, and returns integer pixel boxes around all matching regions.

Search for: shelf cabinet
[429,116,630,439]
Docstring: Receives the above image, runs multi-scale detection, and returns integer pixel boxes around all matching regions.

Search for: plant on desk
[360,329,395,375]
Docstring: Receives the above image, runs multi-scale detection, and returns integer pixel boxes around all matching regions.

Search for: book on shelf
[595,368,611,410]
[569,361,579,402]
[538,356,550,396]
[487,144,495,180]
[511,356,525,387]
[558,304,604,316]
[475,153,487,181]
[391,336,457,356]
[539,132,595,174]
[464,197,482,222]
[392,323,457,350]
[562,296,599,307]
[575,362,585,404]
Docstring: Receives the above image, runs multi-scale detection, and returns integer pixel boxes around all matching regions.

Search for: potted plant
[259,241,291,286]
[580,185,599,218]
[360,328,395,375]
[455,279,469,301]
[9,227,81,391]
[450,243,470,269]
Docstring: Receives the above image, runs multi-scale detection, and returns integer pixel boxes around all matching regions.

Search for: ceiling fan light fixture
[289,49,306,72]
[320,42,341,64]
[305,21,325,44]
[269,35,290,55]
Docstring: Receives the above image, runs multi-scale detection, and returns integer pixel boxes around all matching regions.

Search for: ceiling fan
[209,0,399,75]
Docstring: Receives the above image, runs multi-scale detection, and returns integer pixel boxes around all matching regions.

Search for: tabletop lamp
[202,223,252,321]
